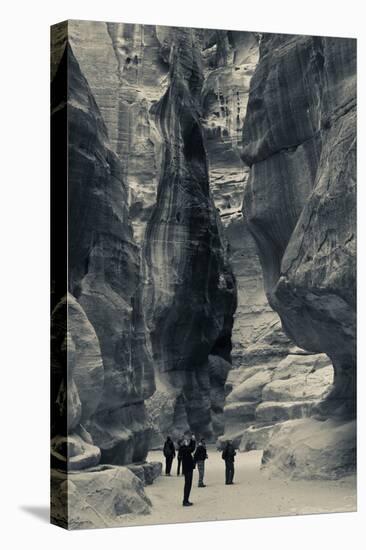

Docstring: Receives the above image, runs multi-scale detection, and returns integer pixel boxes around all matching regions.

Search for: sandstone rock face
[66,22,238,443]
[219,351,333,449]
[242,34,356,421]
[199,30,304,446]
[68,21,168,244]
[51,39,155,466]
[261,418,356,480]
[142,27,237,440]
[51,466,151,529]
[241,34,356,474]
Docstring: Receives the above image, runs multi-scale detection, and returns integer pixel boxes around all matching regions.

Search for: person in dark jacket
[180,434,196,506]
[176,435,184,476]
[194,438,208,487]
[163,436,176,476]
[222,440,236,485]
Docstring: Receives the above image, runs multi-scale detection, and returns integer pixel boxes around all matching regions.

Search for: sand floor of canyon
[121,445,356,528]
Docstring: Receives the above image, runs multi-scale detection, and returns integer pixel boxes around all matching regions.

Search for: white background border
[1,1,364,548]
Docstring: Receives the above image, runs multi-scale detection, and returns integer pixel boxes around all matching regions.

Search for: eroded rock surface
[142,27,237,440]
[242,34,356,420]
[51,466,152,529]
[241,34,356,475]
[51,38,155,467]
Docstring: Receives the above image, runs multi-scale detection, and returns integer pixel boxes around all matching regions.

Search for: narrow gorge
[51,20,356,529]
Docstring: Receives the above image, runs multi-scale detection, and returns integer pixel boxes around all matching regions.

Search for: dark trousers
[177,457,182,475]
[165,456,173,475]
[183,470,193,503]
[225,461,234,484]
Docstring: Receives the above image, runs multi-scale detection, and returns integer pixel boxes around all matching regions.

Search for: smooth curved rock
[242,34,356,421]
[261,418,356,480]
[142,27,237,440]
[51,40,155,466]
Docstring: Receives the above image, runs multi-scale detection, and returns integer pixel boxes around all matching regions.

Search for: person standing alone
[163,436,175,476]
[180,433,196,506]
[194,438,208,487]
[222,440,236,485]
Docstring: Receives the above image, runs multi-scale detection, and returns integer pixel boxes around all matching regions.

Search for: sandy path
[122,445,356,527]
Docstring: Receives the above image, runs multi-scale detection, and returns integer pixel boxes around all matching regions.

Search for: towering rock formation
[241,34,356,477]
[68,21,168,243]
[198,30,336,451]
[142,27,237,440]
[67,21,237,442]
[51,36,155,469]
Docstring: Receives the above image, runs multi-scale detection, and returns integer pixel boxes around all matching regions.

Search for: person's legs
[225,461,230,484]
[183,471,193,504]
[166,456,173,475]
[230,463,235,484]
[227,463,234,484]
[198,461,205,486]
[177,458,181,476]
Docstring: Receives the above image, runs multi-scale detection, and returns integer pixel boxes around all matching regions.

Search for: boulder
[239,424,275,451]
[261,418,356,480]
[127,461,162,485]
[51,465,151,529]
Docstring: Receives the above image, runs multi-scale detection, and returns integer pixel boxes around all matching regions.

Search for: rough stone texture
[142,27,237,440]
[68,21,168,244]
[67,22,238,443]
[127,461,162,485]
[242,34,356,421]
[199,30,304,445]
[261,418,356,480]
[241,34,356,475]
[51,293,103,470]
[51,38,155,466]
[51,466,151,529]
[219,351,333,447]
[200,30,280,367]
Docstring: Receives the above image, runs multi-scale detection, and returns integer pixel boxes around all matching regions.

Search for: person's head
[200,438,205,445]
[166,436,171,442]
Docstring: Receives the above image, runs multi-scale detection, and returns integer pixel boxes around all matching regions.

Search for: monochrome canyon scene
[50,20,357,530]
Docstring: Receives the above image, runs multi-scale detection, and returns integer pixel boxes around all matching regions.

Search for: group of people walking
[163,434,237,506]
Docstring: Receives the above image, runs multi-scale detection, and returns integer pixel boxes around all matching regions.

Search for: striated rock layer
[51,35,155,469]
[199,30,306,445]
[241,33,356,476]
[142,27,237,440]
[67,22,238,442]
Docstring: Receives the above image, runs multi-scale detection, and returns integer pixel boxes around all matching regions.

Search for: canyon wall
[142,27,237,441]
[241,34,356,477]
[198,30,330,449]
[68,21,237,443]
[51,22,156,486]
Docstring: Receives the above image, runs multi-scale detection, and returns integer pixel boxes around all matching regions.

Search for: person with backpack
[163,436,176,476]
[222,440,236,485]
[194,438,208,487]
